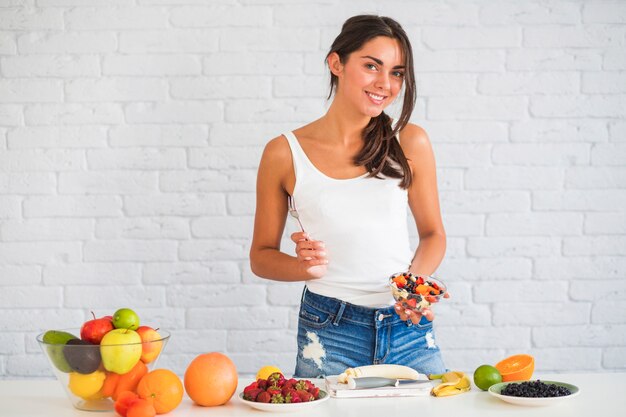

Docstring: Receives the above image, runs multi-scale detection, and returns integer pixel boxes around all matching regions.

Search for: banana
[337,364,420,384]
[429,371,471,397]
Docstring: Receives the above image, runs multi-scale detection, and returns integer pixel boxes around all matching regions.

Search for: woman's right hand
[291,232,328,279]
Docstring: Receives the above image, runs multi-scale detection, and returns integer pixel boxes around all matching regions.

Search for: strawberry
[257,379,268,390]
[405,298,417,308]
[308,386,320,399]
[290,394,302,403]
[294,380,308,391]
[266,386,281,397]
[267,372,285,387]
[243,381,258,394]
[305,380,315,390]
[296,389,314,402]
[270,393,285,404]
[256,391,271,403]
[243,388,263,401]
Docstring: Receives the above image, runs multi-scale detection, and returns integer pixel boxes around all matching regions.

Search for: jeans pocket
[298,302,333,329]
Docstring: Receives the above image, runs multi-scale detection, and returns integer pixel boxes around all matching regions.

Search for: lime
[256,365,282,381]
[473,364,502,391]
[112,308,140,330]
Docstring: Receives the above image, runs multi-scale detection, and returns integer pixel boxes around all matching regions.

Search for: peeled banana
[338,364,420,384]
[429,371,471,397]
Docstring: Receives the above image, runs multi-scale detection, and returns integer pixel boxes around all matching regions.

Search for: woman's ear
[327,52,343,77]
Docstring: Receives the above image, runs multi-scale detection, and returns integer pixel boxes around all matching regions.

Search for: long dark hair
[326,15,415,188]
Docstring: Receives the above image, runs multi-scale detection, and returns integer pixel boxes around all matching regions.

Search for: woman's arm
[249,136,328,282]
[395,123,448,323]
[401,124,447,276]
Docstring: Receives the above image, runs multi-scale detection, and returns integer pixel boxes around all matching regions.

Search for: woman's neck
[319,95,372,147]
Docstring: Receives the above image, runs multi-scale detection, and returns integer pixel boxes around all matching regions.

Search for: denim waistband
[301,286,414,327]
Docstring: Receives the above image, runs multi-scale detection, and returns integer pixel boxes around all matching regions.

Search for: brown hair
[326,15,415,188]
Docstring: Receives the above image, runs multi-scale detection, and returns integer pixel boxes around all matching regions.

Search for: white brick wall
[0,0,624,379]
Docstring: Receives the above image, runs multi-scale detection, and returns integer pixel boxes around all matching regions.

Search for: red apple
[136,326,162,364]
[80,311,114,345]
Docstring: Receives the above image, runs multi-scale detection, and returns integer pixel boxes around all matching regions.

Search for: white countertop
[1,373,624,417]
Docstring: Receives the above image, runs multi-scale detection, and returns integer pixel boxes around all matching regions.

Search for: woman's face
[332,36,406,118]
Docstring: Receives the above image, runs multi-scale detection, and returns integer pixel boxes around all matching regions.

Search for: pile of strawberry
[242,372,321,404]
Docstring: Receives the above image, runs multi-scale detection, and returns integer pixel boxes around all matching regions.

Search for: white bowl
[488,380,580,406]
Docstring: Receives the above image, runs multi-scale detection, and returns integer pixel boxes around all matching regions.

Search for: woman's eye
[393,71,405,78]
[366,63,377,70]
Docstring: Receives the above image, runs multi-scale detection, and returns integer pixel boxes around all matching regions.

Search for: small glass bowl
[389,272,447,314]
[37,328,170,412]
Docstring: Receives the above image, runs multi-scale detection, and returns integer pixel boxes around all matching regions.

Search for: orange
[184,352,238,407]
[113,360,148,400]
[495,354,534,382]
[137,369,183,414]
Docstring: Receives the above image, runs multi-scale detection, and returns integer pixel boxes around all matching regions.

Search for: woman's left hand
[394,292,450,324]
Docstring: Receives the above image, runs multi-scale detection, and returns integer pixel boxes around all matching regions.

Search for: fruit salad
[389,272,447,313]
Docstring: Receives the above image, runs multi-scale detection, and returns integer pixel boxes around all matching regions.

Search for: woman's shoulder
[262,133,292,163]
[398,122,432,156]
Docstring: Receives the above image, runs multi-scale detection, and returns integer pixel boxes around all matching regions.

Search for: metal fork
[287,194,306,234]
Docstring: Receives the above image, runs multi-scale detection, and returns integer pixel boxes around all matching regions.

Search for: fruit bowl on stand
[389,272,447,315]
[37,327,170,412]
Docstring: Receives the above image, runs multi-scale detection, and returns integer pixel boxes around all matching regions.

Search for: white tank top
[284,131,414,308]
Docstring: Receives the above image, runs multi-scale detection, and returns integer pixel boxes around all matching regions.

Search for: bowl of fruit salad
[389,272,447,313]
[37,309,170,412]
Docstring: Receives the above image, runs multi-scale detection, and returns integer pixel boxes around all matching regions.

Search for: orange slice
[495,354,534,382]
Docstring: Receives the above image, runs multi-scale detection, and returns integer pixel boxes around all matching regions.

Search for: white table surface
[1,373,624,417]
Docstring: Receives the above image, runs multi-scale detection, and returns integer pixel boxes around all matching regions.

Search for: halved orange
[495,354,534,382]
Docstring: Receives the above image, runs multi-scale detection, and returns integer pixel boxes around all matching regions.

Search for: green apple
[100,328,142,374]
[42,330,78,373]
[112,308,140,330]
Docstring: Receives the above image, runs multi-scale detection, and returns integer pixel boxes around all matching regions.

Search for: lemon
[473,364,502,391]
[68,370,106,399]
[255,365,282,381]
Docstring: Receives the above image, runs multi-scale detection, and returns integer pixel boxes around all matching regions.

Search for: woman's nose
[374,71,391,91]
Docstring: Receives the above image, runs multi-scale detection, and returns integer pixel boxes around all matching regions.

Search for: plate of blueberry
[488,380,580,406]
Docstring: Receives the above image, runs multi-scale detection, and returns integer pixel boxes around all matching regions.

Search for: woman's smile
[365,91,387,105]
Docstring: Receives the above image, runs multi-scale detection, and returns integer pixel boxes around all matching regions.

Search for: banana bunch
[428,371,471,397]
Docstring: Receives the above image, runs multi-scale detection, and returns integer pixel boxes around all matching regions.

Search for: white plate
[488,381,580,407]
[238,390,329,413]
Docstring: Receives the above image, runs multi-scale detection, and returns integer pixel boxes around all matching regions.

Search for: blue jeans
[294,286,447,378]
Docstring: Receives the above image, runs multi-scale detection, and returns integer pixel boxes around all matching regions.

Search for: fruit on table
[136,326,162,364]
[184,352,238,406]
[337,364,420,384]
[114,390,140,417]
[137,369,184,414]
[501,380,572,398]
[429,371,471,397]
[68,369,106,399]
[495,354,534,382]
[42,330,78,373]
[256,365,282,381]
[127,398,156,417]
[473,364,502,391]
[81,312,114,345]
[243,373,322,403]
[112,308,140,331]
[63,339,102,374]
[100,329,142,374]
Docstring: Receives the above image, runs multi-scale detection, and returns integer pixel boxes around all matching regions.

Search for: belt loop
[333,301,346,326]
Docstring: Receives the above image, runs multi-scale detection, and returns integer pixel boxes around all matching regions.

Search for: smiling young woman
[250,15,448,378]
